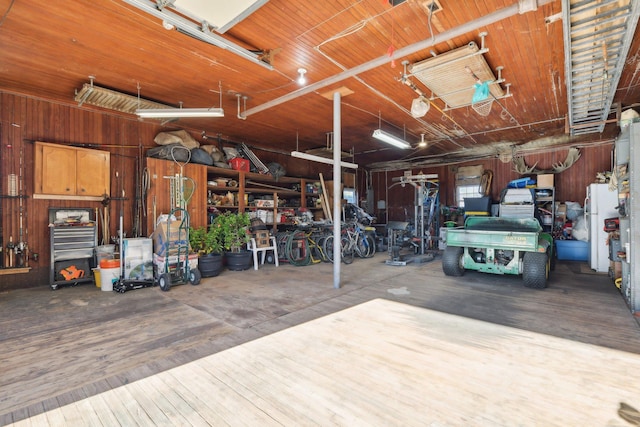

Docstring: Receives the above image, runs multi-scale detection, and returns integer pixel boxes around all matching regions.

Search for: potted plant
[218,211,252,270]
[189,221,225,277]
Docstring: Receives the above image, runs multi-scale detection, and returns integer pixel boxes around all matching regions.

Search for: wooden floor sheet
[1,253,639,425]
[8,298,640,426]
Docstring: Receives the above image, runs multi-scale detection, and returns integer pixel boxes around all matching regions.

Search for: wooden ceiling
[1,0,639,169]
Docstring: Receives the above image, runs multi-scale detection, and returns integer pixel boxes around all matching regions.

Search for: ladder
[563,0,640,136]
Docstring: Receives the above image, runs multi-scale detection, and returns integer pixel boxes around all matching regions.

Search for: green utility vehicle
[442,216,553,289]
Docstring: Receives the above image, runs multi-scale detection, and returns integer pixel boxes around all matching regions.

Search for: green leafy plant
[217,211,251,253]
[189,221,224,255]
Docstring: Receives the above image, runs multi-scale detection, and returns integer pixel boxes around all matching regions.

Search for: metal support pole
[333,92,342,289]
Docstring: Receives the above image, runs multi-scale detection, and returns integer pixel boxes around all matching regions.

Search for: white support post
[333,92,342,289]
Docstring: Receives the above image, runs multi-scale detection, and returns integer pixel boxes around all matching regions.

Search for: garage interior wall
[0,91,614,290]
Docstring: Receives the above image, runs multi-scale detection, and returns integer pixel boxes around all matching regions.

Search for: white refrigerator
[585,183,619,272]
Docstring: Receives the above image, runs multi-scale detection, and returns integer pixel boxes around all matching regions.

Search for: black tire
[158,273,172,292]
[189,268,201,285]
[341,236,354,264]
[442,246,465,276]
[315,236,329,262]
[323,235,336,263]
[523,252,548,289]
[357,234,376,258]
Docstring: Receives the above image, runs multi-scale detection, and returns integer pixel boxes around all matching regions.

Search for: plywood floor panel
[1,254,639,424]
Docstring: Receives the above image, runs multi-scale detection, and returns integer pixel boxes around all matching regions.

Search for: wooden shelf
[0,267,31,275]
[206,165,320,229]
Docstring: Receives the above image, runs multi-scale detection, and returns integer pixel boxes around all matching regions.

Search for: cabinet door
[77,149,110,197]
[41,144,76,195]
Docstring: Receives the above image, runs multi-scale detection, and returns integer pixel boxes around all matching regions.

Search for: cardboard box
[153,221,188,256]
[153,253,198,271]
[556,203,567,223]
[253,230,271,248]
[122,238,154,280]
[255,199,275,208]
[537,174,554,188]
[610,261,622,280]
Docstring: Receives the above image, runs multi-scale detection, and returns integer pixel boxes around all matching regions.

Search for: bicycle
[284,226,332,266]
[323,221,375,264]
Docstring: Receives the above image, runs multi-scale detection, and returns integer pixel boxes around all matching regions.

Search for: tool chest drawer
[49,208,97,290]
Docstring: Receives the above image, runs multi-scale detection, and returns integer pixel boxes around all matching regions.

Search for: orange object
[60,265,85,280]
[100,258,120,269]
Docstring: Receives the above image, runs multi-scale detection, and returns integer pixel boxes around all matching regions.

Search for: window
[343,188,356,204]
[457,185,481,208]
[454,165,484,208]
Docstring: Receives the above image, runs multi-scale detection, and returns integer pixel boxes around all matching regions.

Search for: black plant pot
[198,253,224,277]
[225,250,252,271]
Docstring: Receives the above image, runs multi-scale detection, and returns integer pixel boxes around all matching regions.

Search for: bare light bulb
[418,134,427,148]
[297,68,307,85]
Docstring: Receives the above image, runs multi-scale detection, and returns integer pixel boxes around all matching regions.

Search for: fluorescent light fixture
[372,129,411,149]
[291,151,358,169]
[121,0,273,70]
[136,108,225,118]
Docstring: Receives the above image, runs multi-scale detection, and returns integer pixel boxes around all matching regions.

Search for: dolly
[154,207,201,292]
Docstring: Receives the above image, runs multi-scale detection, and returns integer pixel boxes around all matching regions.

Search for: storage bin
[555,239,588,261]
[229,157,250,172]
[463,196,491,216]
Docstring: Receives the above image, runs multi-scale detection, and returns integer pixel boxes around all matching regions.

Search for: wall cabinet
[206,166,322,228]
[34,141,110,200]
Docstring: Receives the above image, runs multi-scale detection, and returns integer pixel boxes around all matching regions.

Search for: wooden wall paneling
[144,158,206,238]
[0,92,176,290]
[369,144,618,226]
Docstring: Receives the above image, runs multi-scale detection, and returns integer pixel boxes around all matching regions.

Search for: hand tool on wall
[16,137,28,268]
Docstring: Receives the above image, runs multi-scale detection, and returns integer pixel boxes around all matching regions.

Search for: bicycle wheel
[341,235,355,264]
[355,234,370,258]
[363,233,376,258]
[323,235,336,263]
[315,236,330,262]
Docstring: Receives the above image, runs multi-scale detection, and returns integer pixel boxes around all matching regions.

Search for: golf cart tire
[523,252,548,289]
[442,246,465,277]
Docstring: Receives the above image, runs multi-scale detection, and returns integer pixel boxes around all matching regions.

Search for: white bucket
[99,264,120,292]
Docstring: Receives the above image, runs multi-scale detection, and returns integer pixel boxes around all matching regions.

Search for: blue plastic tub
[555,239,588,261]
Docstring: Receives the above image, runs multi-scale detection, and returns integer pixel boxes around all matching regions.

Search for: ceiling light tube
[291,151,358,169]
[136,108,225,118]
[121,0,273,70]
[372,129,411,149]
